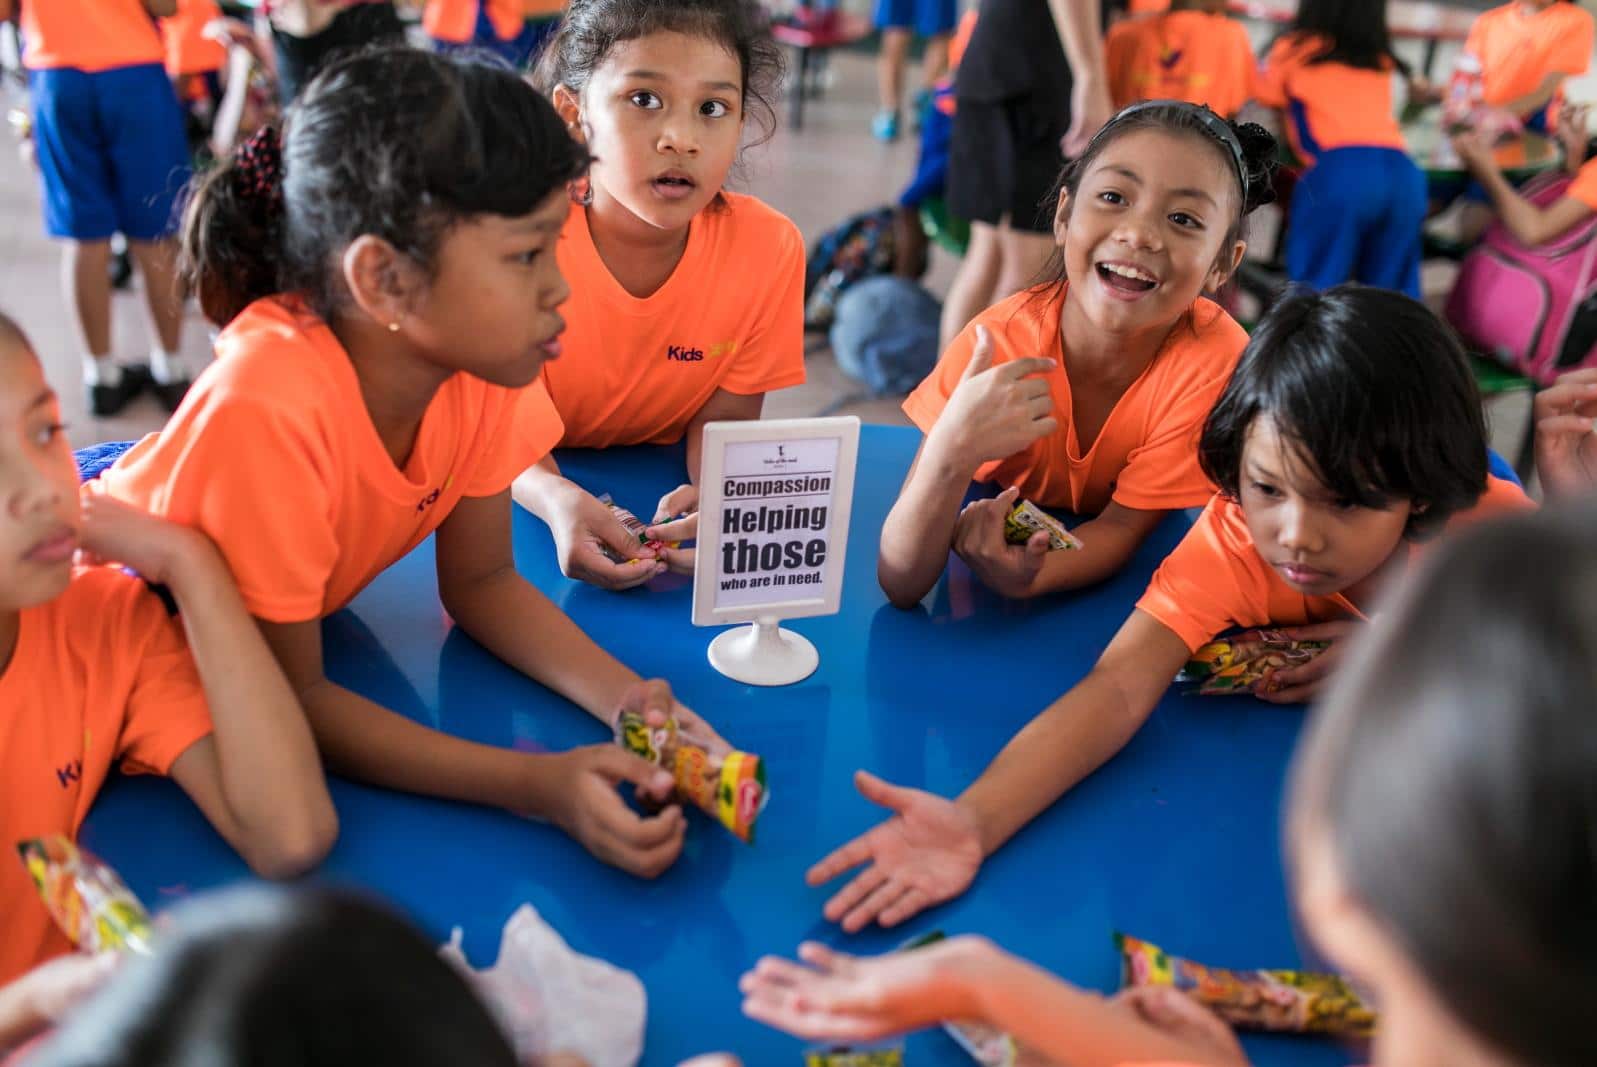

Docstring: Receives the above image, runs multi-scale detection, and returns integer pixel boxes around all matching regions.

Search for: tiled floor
[0,30,1548,458]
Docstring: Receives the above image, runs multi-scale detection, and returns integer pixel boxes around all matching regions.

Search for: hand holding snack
[1448,129,1494,172]
[1557,103,1592,166]
[1251,621,1358,704]
[646,483,699,575]
[1117,933,1376,1038]
[18,837,154,955]
[544,484,663,591]
[1112,986,1247,1067]
[931,326,1059,470]
[807,771,983,933]
[614,710,767,843]
[1180,627,1337,701]
[544,745,685,879]
[953,489,1051,598]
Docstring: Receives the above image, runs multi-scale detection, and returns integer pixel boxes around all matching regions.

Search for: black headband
[1090,100,1248,202]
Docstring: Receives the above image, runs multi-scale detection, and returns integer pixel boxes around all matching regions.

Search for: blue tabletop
[83,425,1354,1067]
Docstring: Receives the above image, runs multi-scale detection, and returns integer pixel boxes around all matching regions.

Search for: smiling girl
[813,285,1534,935]
[514,0,805,591]
[879,101,1275,607]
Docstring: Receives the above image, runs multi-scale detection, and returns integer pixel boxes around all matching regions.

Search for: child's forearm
[165,543,335,873]
[1023,507,1163,596]
[878,439,980,607]
[443,565,639,722]
[510,455,571,519]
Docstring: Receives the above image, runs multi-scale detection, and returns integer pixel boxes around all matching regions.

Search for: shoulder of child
[54,565,172,651]
[716,191,803,252]
[206,296,351,415]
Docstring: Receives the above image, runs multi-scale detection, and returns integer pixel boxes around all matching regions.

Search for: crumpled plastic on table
[440,904,647,1067]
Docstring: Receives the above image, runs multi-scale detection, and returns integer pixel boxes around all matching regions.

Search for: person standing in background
[263,0,403,104]
[939,0,1113,348]
[871,0,958,142]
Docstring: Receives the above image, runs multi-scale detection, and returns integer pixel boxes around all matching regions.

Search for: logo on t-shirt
[55,759,82,789]
[666,341,738,363]
[417,476,455,514]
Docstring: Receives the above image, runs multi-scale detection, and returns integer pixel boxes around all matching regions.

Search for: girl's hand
[544,744,685,879]
[740,937,988,1043]
[1558,103,1591,164]
[618,678,731,762]
[1253,620,1360,704]
[1535,368,1597,499]
[1112,987,1248,1067]
[545,484,664,591]
[14,952,120,1028]
[647,484,699,575]
[807,771,984,933]
[1450,130,1494,171]
[931,326,1059,471]
[952,487,1050,598]
[1064,78,1115,159]
[78,494,210,587]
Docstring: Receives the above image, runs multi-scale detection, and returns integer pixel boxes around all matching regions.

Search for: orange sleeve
[1564,161,1597,211]
[718,216,807,396]
[1548,10,1595,77]
[114,585,214,778]
[463,378,566,497]
[1253,35,1296,110]
[900,323,977,435]
[1135,501,1274,652]
[122,400,341,624]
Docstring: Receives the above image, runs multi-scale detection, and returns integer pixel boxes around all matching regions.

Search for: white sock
[150,346,195,385]
[82,354,122,389]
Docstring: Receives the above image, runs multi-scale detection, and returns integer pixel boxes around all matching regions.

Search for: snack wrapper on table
[804,1047,904,1067]
[1178,628,1330,696]
[1003,499,1082,552]
[613,710,768,843]
[1115,933,1376,1038]
[17,835,154,955]
[597,493,679,563]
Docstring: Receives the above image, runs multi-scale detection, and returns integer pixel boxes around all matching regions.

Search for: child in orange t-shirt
[94,49,724,882]
[808,285,1533,935]
[1460,0,1594,135]
[1454,102,1597,246]
[750,507,1590,1067]
[880,101,1275,607]
[0,314,333,1047]
[514,0,806,592]
[423,0,559,70]
[1105,0,1255,118]
[1256,0,1428,298]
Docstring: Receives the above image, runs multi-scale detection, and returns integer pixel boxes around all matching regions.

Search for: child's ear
[341,235,425,331]
[552,84,585,143]
[1052,189,1073,247]
[1207,238,1248,291]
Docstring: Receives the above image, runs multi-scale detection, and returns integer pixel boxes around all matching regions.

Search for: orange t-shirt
[1466,1,1594,109]
[95,296,564,623]
[902,286,1248,515]
[162,0,227,76]
[0,566,213,986]
[1567,158,1597,210]
[422,0,525,43]
[1127,0,1172,12]
[1137,475,1535,652]
[1106,11,1256,117]
[1255,33,1407,164]
[542,192,807,449]
[21,0,166,73]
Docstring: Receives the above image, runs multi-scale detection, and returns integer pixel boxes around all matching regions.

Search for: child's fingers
[840,877,906,933]
[853,769,918,814]
[999,356,1058,381]
[612,820,686,879]
[823,864,888,923]
[1272,620,1355,642]
[574,547,661,591]
[876,886,931,928]
[591,745,676,796]
[646,514,698,543]
[1537,414,1597,440]
[807,834,875,886]
[960,325,995,379]
[796,941,857,976]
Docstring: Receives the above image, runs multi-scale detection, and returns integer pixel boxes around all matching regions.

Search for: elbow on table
[877,563,930,610]
[240,802,339,880]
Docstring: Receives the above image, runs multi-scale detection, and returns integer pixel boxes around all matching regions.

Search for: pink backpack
[1446,172,1597,385]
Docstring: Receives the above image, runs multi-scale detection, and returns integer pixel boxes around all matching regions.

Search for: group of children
[1,0,1596,1064]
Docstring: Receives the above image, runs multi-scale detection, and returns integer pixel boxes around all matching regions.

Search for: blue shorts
[1285,146,1427,299]
[29,63,191,242]
[874,0,958,37]
[432,5,558,70]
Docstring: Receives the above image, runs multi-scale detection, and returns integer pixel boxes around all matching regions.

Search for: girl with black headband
[879,101,1277,610]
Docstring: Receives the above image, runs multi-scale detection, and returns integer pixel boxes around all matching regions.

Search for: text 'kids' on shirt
[1105,8,1256,118]
[903,284,1248,516]
[541,191,807,449]
[93,295,565,623]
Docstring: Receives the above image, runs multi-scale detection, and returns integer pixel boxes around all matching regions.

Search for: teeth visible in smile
[1100,263,1156,283]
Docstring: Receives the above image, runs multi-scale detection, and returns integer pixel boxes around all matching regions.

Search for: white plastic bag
[440,904,647,1067]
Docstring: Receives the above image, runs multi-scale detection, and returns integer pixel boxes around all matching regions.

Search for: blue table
[83,425,1353,1067]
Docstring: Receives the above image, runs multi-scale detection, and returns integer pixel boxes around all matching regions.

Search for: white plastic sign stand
[692,417,860,686]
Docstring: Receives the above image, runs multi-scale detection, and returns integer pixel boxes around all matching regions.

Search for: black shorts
[946,96,1067,234]
[272,3,406,105]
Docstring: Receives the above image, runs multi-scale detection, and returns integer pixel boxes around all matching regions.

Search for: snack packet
[613,711,768,843]
[1003,499,1082,552]
[17,836,154,955]
[804,1047,904,1067]
[597,493,679,564]
[1116,933,1375,1038]
[1178,629,1330,696]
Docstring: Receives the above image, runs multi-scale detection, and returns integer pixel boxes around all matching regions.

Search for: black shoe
[151,377,192,413]
[86,368,146,417]
[109,249,134,291]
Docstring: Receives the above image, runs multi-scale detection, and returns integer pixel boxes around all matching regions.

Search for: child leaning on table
[1453,102,1597,247]
[747,502,1597,1067]
[26,887,742,1067]
[809,285,1534,935]
[0,314,334,1052]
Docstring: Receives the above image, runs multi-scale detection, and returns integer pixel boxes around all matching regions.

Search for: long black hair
[1286,0,1410,75]
[1290,501,1597,1067]
[181,46,590,326]
[1199,285,1488,540]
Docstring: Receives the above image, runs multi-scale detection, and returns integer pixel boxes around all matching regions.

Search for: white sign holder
[692,417,860,686]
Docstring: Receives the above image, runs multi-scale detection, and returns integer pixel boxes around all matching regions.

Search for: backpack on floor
[1446,172,1597,384]
[804,206,896,330]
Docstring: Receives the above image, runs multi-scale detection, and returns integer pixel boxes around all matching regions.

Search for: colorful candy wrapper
[1116,933,1376,1038]
[17,836,154,955]
[597,493,679,564]
[613,711,768,844]
[804,1046,904,1067]
[1178,628,1331,696]
[1003,499,1082,552]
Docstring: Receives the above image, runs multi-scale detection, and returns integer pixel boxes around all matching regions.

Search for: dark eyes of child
[629,91,661,109]
[1251,481,1282,498]
[1169,212,1203,229]
[33,422,66,447]
[701,100,731,118]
